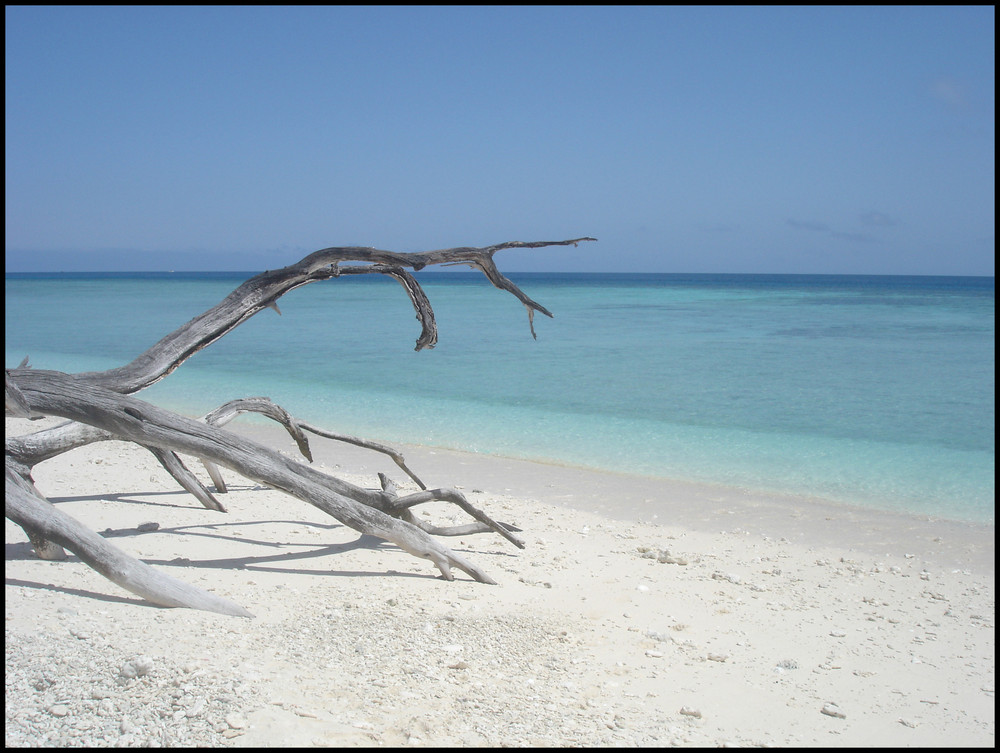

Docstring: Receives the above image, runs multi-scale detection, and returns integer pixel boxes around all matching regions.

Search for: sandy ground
[5,416,995,747]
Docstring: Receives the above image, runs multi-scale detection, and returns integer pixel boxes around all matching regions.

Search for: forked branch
[64,238,595,394]
[5,238,594,614]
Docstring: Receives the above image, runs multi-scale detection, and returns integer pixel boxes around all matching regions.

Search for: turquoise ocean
[5,272,995,524]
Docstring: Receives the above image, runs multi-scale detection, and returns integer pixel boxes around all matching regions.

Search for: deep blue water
[6,271,994,523]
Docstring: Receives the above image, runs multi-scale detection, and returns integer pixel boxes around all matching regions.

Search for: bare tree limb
[297,422,427,490]
[376,473,526,550]
[5,238,595,613]
[6,459,252,617]
[146,446,226,511]
[6,368,35,418]
[199,397,429,490]
[10,370,499,587]
[5,416,222,511]
[62,238,595,393]
[202,398,313,462]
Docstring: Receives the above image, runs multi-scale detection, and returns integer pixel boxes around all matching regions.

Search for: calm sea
[5,271,995,524]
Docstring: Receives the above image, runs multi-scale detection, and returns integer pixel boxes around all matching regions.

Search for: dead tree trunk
[5,238,595,616]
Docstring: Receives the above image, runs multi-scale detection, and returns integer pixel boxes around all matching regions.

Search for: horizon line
[5,269,995,280]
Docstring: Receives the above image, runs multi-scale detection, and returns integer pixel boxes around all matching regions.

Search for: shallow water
[6,271,994,523]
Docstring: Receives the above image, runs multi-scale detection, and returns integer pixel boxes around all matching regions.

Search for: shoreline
[232,420,995,574]
[5,416,995,747]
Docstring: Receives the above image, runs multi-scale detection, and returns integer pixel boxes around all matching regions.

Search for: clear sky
[4,6,995,275]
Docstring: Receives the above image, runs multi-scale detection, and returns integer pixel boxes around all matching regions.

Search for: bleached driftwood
[5,238,595,616]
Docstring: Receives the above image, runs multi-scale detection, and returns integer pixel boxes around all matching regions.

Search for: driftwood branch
[376,473,526,549]
[5,238,595,615]
[65,237,595,394]
[200,397,428,490]
[6,459,252,617]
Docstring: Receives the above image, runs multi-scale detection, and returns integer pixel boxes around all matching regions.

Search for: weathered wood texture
[5,238,594,615]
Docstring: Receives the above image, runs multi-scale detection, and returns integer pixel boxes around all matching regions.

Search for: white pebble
[821,703,846,719]
[711,572,741,584]
[186,697,206,717]
[120,655,155,679]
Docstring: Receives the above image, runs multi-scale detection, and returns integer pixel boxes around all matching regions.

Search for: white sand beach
[5,415,995,747]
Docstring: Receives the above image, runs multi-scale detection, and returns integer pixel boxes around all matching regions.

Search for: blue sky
[5,6,995,274]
